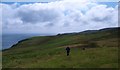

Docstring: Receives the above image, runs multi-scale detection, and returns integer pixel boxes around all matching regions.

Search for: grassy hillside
[2,27,119,68]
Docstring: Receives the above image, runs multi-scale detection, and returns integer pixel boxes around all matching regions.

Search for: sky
[0,0,118,34]
[1,0,119,2]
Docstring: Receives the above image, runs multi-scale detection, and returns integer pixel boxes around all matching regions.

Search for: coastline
[2,38,30,51]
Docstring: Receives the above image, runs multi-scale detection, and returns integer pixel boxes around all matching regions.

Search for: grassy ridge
[2,27,119,68]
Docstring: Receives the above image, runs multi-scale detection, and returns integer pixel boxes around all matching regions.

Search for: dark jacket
[66,47,70,52]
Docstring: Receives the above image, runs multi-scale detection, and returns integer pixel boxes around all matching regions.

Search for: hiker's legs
[67,53,69,56]
[67,51,70,56]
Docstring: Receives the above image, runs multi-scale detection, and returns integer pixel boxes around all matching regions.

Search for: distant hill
[2,27,119,68]
[58,27,119,35]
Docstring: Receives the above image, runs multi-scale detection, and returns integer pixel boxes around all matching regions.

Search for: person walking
[66,47,70,56]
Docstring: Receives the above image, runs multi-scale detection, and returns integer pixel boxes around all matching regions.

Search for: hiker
[66,47,70,56]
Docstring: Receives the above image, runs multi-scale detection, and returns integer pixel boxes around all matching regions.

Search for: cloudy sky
[1,0,118,34]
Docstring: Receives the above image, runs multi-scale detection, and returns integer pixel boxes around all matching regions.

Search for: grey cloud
[17,8,61,23]
[91,15,112,22]
[45,22,54,27]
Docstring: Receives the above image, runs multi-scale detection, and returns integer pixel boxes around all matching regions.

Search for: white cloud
[1,0,119,2]
[1,0,118,34]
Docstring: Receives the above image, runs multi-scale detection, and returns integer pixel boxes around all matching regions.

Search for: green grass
[2,27,119,68]
[2,47,118,68]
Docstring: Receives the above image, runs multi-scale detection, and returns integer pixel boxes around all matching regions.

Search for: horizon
[2,27,119,36]
[1,26,119,51]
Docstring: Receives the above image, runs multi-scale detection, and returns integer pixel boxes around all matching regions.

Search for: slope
[2,27,119,68]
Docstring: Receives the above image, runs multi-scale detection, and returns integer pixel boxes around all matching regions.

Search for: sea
[1,34,51,50]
